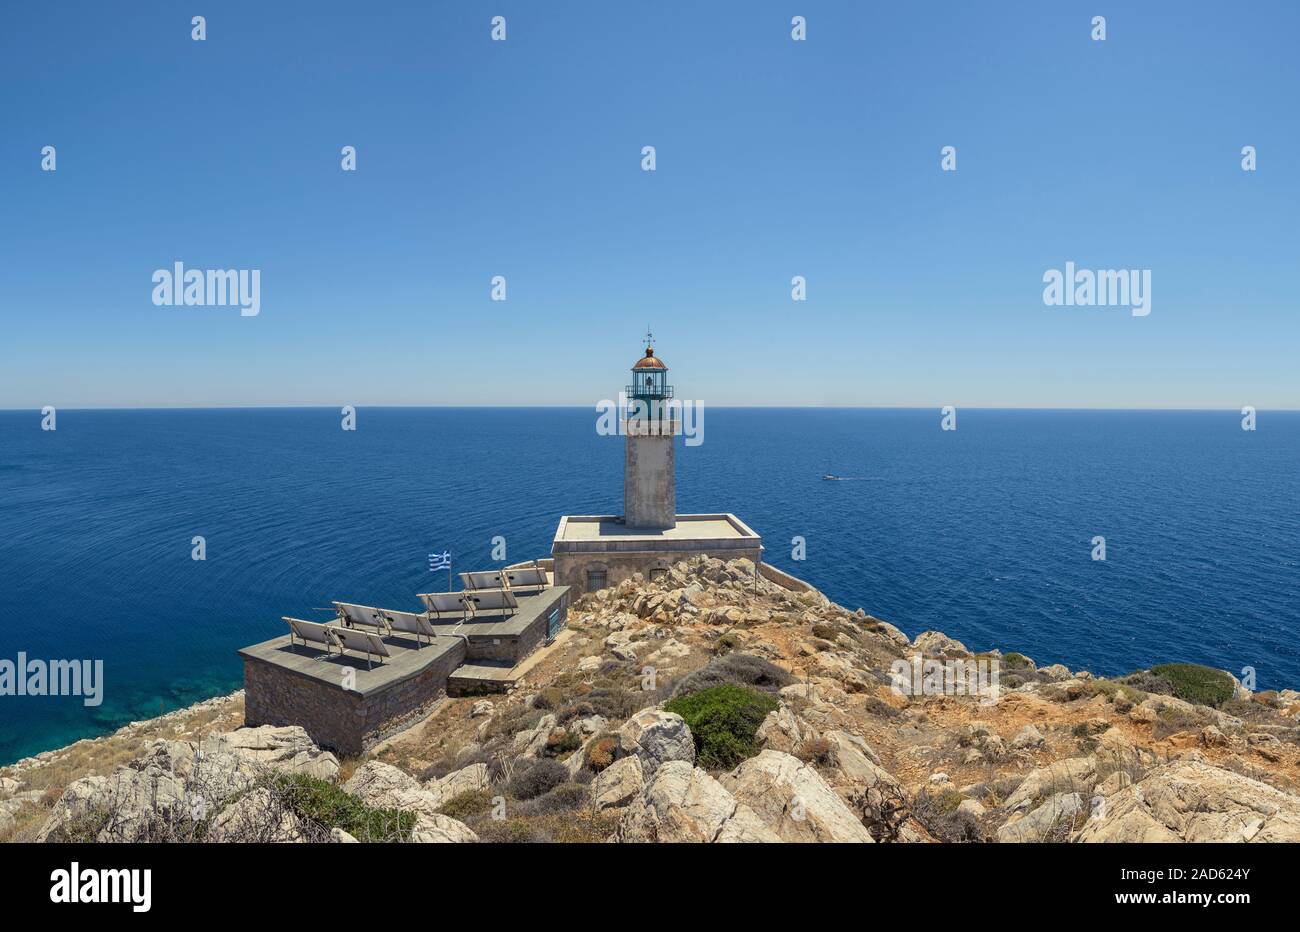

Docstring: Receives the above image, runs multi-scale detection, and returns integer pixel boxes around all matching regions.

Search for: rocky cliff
[5,556,1299,843]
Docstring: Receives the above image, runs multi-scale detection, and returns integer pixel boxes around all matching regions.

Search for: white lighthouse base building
[551,512,763,595]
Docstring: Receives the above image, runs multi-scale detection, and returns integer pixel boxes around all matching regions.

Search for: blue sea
[0,408,1296,765]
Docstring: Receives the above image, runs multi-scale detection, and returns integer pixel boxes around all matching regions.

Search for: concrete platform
[447,661,516,696]
[555,513,757,543]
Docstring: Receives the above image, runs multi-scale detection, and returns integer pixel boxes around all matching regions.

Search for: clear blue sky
[2,1,1296,408]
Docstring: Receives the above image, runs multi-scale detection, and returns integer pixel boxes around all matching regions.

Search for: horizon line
[2,404,1295,413]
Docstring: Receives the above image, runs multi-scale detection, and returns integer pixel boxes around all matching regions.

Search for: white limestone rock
[1077,758,1300,843]
[426,762,491,805]
[721,749,875,843]
[1003,756,1098,814]
[616,709,695,776]
[910,631,970,656]
[202,725,340,783]
[997,792,1084,843]
[615,760,779,843]
[592,755,644,811]
[343,760,477,843]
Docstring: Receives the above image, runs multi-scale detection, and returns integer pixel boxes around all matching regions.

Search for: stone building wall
[464,587,567,661]
[242,639,467,756]
[554,545,763,596]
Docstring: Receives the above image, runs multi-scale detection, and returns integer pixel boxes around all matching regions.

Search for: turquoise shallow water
[0,407,1296,765]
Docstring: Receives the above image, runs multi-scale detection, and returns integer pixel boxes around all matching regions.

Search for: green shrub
[437,789,494,821]
[811,623,837,641]
[664,684,779,769]
[1088,678,1122,699]
[532,687,565,711]
[1150,663,1236,708]
[1001,652,1031,669]
[545,728,582,755]
[272,773,416,842]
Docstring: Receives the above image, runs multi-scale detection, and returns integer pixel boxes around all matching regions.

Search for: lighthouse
[623,337,676,529]
[550,337,763,594]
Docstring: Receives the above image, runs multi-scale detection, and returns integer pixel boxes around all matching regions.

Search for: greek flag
[428,550,451,572]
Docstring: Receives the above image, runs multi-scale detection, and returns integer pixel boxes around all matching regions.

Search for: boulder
[911,631,969,656]
[755,704,805,754]
[958,798,987,817]
[509,714,558,758]
[1095,770,1133,797]
[816,731,908,838]
[997,792,1084,843]
[722,750,875,842]
[1201,724,1228,748]
[647,639,691,665]
[1012,724,1045,749]
[37,740,260,842]
[616,709,695,776]
[809,651,872,692]
[206,787,307,843]
[1094,729,1156,772]
[570,714,609,739]
[778,683,821,703]
[470,701,494,718]
[615,760,779,843]
[1077,758,1300,843]
[604,631,640,660]
[202,725,340,783]
[864,618,910,647]
[1003,756,1097,813]
[592,756,644,811]
[426,763,491,805]
[343,761,477,843]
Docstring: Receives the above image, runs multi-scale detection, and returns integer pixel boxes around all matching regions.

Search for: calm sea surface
[0,407,1296,765]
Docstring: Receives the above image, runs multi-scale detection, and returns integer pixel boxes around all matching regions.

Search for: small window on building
[649,568,667,582]
[586,568,608,591]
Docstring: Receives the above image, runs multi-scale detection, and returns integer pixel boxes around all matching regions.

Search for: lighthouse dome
[633,347,667,370]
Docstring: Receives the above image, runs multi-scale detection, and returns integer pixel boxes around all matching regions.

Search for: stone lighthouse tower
[623,335,676,529]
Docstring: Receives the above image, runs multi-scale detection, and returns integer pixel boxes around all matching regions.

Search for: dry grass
[0,693,245,844]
